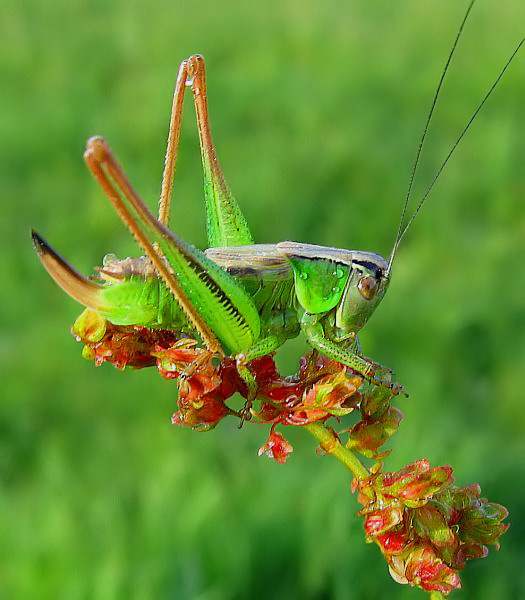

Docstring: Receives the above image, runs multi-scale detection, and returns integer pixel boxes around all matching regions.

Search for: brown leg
[158,55,253,246]
[157,59,188,226]
[185,55,230,218]
[83,136,224,356]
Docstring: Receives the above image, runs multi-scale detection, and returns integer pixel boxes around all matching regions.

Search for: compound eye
[358,275,378,300]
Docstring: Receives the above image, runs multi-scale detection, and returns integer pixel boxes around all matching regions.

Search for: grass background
[1,0,524,598]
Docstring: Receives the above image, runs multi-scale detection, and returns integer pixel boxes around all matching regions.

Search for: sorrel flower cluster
[355,460,508,594]
[72,307,509,597]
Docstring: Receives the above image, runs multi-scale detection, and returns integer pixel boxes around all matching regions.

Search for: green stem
[304,422,369,480]
[430,592,444,600]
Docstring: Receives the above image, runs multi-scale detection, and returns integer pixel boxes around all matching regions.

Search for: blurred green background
[1,0,524,598]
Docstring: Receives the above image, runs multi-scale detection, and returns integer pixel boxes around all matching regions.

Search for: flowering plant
[73,307,509,597]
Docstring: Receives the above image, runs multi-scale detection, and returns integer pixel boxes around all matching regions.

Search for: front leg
[301,312,373,374]
[300,312,398,390]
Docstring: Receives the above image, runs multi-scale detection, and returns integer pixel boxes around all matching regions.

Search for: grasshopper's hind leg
[84,136,225,355]
[158,55,254,248]
[84,137,267,389]
[157,58,189,226]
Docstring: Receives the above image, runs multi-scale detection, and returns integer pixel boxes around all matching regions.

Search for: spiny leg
[84,136,224,356]
[187,55,254,247]
[157,59,189,226]
[301,312,404,395]
[158,55,254,247]
[88,136,269,421]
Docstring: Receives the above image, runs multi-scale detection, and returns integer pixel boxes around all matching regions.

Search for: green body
[32,43,521,396]
[98,245,300,350]
[32,55,392,385]
[92,237,390,377]
[33,151,391,383]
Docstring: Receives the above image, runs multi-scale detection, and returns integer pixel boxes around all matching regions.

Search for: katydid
[31,20,522,421]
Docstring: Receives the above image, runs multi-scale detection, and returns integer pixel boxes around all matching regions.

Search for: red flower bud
[403,544,461,593]
[302,371,360,416]
[347,405,403,459]
[376,530,409,555]
[380,460,454,507]
[258,430,293,464]
[364,506,404,538]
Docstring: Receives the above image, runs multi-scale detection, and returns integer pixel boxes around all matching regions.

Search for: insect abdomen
[99,276,189,330]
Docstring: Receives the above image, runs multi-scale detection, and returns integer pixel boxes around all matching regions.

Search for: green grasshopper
[31,54,394,410]
[31,16,522,419]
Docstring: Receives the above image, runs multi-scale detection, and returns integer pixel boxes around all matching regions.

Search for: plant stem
[303,421,369,480]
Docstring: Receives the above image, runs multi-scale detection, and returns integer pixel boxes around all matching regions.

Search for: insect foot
[364,360,407,398]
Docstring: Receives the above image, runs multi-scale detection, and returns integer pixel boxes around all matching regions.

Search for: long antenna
[393,38,523,248]
[386,0,475,276]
